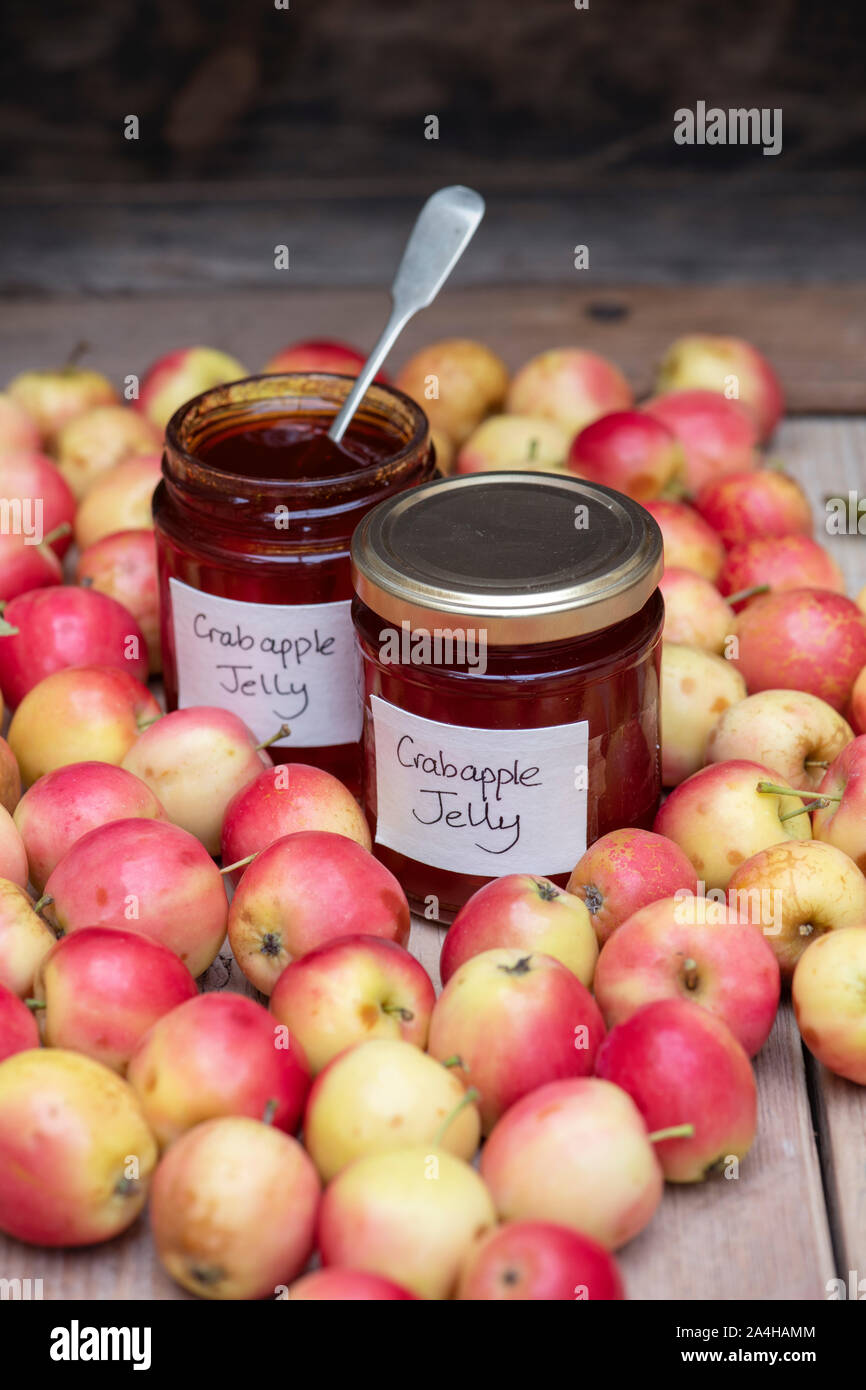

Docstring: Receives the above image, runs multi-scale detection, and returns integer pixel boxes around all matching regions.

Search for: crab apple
[304,1037,480,1181]
[0,528,65,601]
[427,948,605,1135]
[727,839,866,980]
[262,338,387,379]
[0,807,28,888]
[0,983,39,1061]
[813,736,866,869]
[0,736,20,815]
[0,880,56,997]
[0,1048,156,1246]
[567,410,684,501]
[567,828,700,947]
[695,469,812,548]
[395,339,509,445]
[655,335,784,440]
[440,874,598,986]
[506,348,632,436]
[456,414,570,475]
[6,365,118,444]
[850,666,866,735]
[731,589,866,712]
[0,584,149,709]
[270,934,434,1074]
[221,764,372,884]
[288,1268,415,1301]
[76,530,161,673]
[55,405,160,500]
[123,706,270,855]
[150,1117,319,1300]
[43,818,228,977]
[643,500,724,581]
[136,346,248,430]
[593,895,780,1057]
[457,1221,625,1301]
[0,392,41,453]
[127,992,309,1147]
[643,390,759,491]
[74,452,162,549]
[318,1146,496,1301]
[8,668,160,785]
[793,928,866,1085]
[595,999,757,1182]
[13,760,166,892]
[0,451,76,556]
[660,643,746,785]
[659,568,734,653]
[654,760,812,891]
[706,690,853,795]
[719,535,844,610]
[481,1078,662,1250]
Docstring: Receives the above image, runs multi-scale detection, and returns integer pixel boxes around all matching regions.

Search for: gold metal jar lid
[351,471,663,644]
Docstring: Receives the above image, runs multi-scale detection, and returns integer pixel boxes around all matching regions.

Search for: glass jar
[153,373,434,792]
[351,472,664,919]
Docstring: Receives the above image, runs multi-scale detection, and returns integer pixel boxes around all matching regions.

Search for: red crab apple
[850,666,866,735]
[654,760,812,891]
[150,1116,320,1300]
[567,410,684,501]
[566,828,700,947]
[427,948,605,1134]
[0,527,66,600]
[595,998,757,1182]
[318,1145,496,1301]
[0,1048,156,1246]
[0,392,41,453]
[395,338,509,445]
[456,414,570,474]
[731,589,866,712]
[262,338,387,380]
[0,982,39,1061]
[727,838,866,979]
[0,735,20,814]
[33,927,198,1073]
[792,927,866,1085]
[695,469,812,548]
[0,880,56,997]
[221,764,372,885]
[43,818,228,977]
[593,895,780,1056]
[480,1077,663,1250]
[457,1221,625,1301]
[76,530,161,673]
[643,500,724,581]
[303,1037,481,1180]
[7,668,160,785]
[74,452,162,549]
[0,807,28,888]
[0,451,76,556]
[122,706,271,854]
[440,874,598,985]
[643,389,759,491]
[654,334,784,441]
[660,643,746,785]
[6,364,118,444]
[506,348,632,436]
[719,535,844,610]
[14,760,167,892]
[706,689,853,794]
[288,1268,415,1301]
[813,736,866,869]
[127,992,310,1147]
[270,934,434,1074]
[135,346,248,430]
[0,584,149,709]
[659,568,734,653]
[55,405,159,500]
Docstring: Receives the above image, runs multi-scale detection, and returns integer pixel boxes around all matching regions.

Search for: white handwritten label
[169,579,363,747]
[370,695,589,875]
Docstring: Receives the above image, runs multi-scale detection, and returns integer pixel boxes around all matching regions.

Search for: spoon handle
[328,185,485,444]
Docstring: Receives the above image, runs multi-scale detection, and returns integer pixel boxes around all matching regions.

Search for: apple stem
[220,853,256,875]
[65,340,90,368]
[262,1098,278,1126]
[683,958,699,991]
[256,723,291,752]
[0,617,19,636]
[136,714,163,731]
[725,583,770,606]
[32,894,52,915]
[24,998,45,1011]
[439,1054,467,1071]
[42,521,72,548]
[647,1123,694,1144]
[432,1086,480,1147]
[382,1003,414,1022]
[780,798,834,820]
[804,760,830,769]
[527,438,539,462]
[756,780,840,806]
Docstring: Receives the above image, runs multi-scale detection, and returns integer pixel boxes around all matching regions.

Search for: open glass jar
[351,472,664,919]
[153,373,435,791]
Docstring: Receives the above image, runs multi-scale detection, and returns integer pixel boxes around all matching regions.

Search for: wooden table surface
[0,288,864,1301]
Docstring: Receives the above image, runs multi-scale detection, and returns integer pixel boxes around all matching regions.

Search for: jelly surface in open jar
[351,472,664,919]
[153,373,434,793]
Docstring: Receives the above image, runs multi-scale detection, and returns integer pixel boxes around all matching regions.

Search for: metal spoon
[328,185,485,445]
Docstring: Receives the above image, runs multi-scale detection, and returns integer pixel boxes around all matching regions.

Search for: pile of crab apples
[1,331,866,1303]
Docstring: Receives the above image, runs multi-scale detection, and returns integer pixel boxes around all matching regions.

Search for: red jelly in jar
[351,472,664,919]
[153,373,434,791]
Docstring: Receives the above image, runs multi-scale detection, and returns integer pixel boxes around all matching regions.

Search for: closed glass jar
[351,472,664,919]
[153,373,434,791]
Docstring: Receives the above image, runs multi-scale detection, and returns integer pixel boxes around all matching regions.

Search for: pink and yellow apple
[0,807,28,887]
[643,499,724,581]
[506,348,632,436]
[0,528,64,602]
[0,982,40,1061]
[731,589,866,711]
[654,334,784,441]
[262,339,380,378]
[55,405,160,499]
[643,389,759,490]
[567,410,684,501]
[719,535,844,609]
[567,828,699,946]
[792,927,866,1085]
[0,879,56,997]
[6,365,118,444]
[660,643,746,785]
[0,391,41,453]
[0,451,76,555]
[396,339,509,445]
[136,347,249,430]
[73,452,162,549]
[659,568,734,652]
[695,469,812,548]
[812,735,866,869]
[455,414,570,474]
[440,873,598,984]
[288,1268,415,1300]
[457,1221,625,1300]
[221,765,371,883]
[76,530,161,673]
[706,689,853,794]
